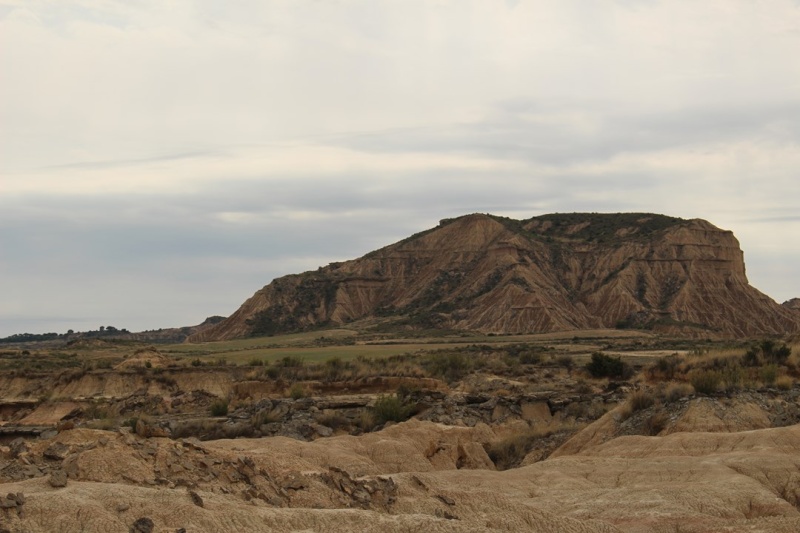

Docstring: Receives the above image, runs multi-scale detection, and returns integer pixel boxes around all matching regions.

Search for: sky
[2,0,800,337]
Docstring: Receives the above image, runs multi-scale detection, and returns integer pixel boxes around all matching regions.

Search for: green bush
[210,399,229,417]
[689,369,721,395]
[289,383,307,399]
[720,362,744,391]
[760,364,779,386]
[372,394,413,425]
[585,352,631,379]
[556,355,575,371]
[425,352,471,382]
[279,356,304,368]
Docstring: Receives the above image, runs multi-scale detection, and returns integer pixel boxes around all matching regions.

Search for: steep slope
[189,213,800,341]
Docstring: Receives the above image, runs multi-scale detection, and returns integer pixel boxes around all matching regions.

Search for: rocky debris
[436,494,456,506]
[188,489,204,507]
[48,469,68,488]
[415,389,620,428]
[43,442,69,461]
[130,517,154,533]
[0,491,25,518]
[117,502,130,512]
[315,467,397,510]
[8,438,28,458]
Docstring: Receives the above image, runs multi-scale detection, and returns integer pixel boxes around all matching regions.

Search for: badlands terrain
[2,328,800,533]
[3,212,800,532]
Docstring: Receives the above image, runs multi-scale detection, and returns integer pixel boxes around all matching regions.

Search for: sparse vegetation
[485,421,584,470]
[627,389,656,412]
[371,394,414,425]
[585,352,632,379]
[210,398,229,417]
[689,369,721,395]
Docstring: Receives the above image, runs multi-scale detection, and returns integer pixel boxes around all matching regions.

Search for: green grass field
[156,327,660,366]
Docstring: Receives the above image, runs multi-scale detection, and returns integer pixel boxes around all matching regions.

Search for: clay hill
[190,213,800,342]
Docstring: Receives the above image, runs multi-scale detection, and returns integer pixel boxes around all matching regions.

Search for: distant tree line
[0,326,129,344]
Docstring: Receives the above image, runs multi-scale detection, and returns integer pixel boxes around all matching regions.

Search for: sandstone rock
[437,494,456,506]
[188,490,204,508]
[43,442,70,461]
[117,503,130,512]
[8,438,28,458]
[283,473,308,491]
[130,517,154,533]
[0,497,16,509]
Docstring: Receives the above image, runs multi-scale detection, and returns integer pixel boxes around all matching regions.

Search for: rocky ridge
[5,399,800,532]
[190,213,800,341]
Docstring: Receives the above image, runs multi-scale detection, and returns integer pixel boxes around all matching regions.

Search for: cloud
[2,0,800,336]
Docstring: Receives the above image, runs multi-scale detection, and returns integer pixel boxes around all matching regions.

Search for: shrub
[485,421,583,470]
[324,357,345,381]
[743,340,792,366]
[356,409,377,432]
[425,352,471,382]
[720,362,744,391]
[289,383,307,400]
[776,375,794,390]
[279,356,304,368]
[759,364,779,386]
[627,389,655,412]
[649,356,679,379]
[556,355,575,372]
[644,410,670,436]
[689,369,721,395]
[210,398,229,417]
[585,352,631,379]
[519,352,542,365]
[372,394,413,425]
[662,382,694,403]
[191,358,202,367]
[741,347,760,367]
[248,358,265,367]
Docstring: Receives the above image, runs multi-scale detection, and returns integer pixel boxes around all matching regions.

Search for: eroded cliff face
[189,213,800,341]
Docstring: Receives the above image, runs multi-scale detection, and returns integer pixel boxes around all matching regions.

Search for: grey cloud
[332,100,800,166]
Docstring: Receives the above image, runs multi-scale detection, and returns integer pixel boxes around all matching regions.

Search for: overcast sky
[2,0,800,337]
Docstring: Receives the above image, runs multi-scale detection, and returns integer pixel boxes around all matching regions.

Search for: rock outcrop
[783,298,800,311]
[190,213,800,341]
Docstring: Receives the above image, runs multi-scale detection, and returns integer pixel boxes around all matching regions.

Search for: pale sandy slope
[3,420,800,532]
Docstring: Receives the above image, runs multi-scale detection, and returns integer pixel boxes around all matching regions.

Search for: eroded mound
[3,418,800,532]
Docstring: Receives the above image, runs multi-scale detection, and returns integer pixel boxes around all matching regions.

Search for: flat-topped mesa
[189,213,800,342]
